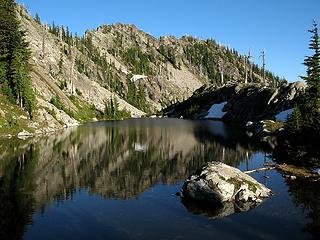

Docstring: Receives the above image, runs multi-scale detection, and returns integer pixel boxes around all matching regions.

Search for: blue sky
[18,0,320,82]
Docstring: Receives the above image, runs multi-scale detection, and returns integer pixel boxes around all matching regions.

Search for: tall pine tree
[0,0,35,118]
[277,20,320,166]
[301,20,320,113]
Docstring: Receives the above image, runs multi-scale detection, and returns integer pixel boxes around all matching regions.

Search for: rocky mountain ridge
[0,5,283,136]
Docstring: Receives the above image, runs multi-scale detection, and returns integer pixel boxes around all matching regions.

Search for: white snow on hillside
[131,75,148,82]
[276,109,293,121]
[204,102,228,119]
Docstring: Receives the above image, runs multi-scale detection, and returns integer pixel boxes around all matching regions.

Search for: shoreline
[2,117,317,179]
[0,123,80,140]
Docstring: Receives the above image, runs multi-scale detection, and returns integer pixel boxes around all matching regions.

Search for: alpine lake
[0,118,319,240]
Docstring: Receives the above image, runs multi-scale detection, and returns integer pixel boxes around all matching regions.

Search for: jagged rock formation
[164,81,306,124]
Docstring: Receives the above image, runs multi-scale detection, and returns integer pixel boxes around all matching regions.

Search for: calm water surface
[0,119,319,240]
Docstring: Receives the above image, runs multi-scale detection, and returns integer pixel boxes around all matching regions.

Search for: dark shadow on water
[285,178,320,238]
[0,144,37,240]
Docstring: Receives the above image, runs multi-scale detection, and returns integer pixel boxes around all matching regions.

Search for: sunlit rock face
[182,162,271,204]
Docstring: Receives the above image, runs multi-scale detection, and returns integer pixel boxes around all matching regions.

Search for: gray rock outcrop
[165,81,306,124]
[182,162,271,203]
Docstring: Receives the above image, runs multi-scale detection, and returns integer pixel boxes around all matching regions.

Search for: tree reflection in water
[0,119,317,239]
[285,178,320,238]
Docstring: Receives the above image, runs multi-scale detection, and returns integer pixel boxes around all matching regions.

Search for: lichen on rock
[182,162,271,204]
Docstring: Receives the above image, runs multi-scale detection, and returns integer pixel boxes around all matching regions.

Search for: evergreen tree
[0,54,7,84]
[104,97,130,119]
[0,0,36,117]
[113,97,119,113]
[11,38,35,116]
[104,99,111,116]
[34,12,41,24]
[277,21,320,166]
[137,84,148,112]
[301,20,320,112]
[287,20,320,131]
[0,0,20,62]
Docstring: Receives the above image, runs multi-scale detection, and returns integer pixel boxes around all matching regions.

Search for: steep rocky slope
[87,23,282,108]
[0,5,283,136]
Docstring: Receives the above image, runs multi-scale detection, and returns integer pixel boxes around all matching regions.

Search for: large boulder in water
[182,162,271,203]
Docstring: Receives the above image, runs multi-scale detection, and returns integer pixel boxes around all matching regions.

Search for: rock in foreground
[182,162,271,204]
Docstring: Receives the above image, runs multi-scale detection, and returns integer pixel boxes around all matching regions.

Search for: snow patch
[276,109,293,121]
[121,69,128,75]
[134,143,147,152]
[131,75,148,82]
[204,102,228,119]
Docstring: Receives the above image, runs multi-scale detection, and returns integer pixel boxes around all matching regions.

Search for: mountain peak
[0,5,284,134]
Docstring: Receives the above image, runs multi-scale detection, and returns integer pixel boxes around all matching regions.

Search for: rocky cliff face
[0,5,283,136]
[164,81,306,124]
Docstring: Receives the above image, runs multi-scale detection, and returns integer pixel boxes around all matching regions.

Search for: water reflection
[181,198,263,219]
[1,119,261,202]
[285,179,320,238]
[0,143,37,240]
[0,119,317,239]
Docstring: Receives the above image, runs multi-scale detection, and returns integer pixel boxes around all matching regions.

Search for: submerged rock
[182,162,271,203]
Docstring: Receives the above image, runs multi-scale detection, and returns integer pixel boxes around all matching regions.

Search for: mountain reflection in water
[0,119,318,240]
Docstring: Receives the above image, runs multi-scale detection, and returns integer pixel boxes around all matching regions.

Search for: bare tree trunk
[218,60,224,85]
[18,92,23,108]
[222,147,225,162]
[89,83,92,103]
[261,50,266,84]
[244,56,248,84]
[248,50,253,82]
[59,26,63,42]
[220,71,224,85]
[69,48,75,95]
[41,27,45,59]
[244,167,276,174]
